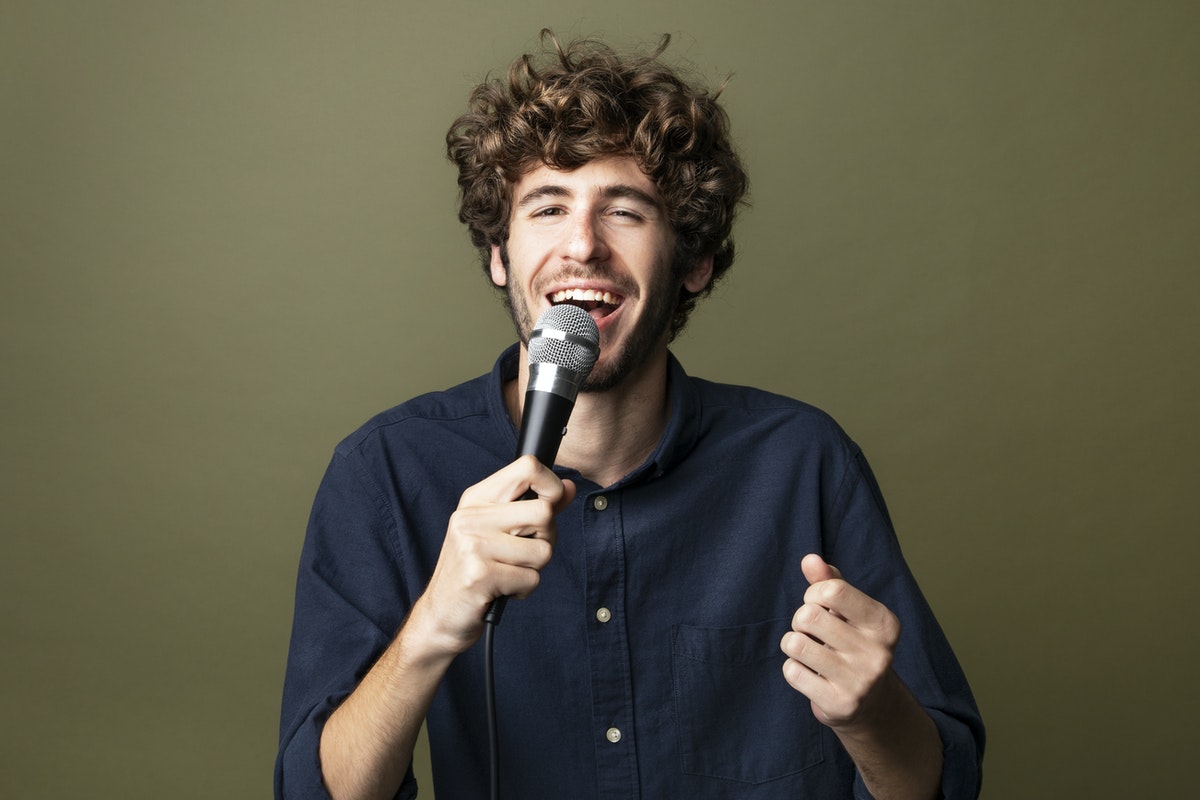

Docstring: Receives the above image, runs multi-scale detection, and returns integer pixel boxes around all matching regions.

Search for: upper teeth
[552,288,617,305]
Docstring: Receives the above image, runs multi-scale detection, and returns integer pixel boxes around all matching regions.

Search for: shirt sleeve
[829,445,985,800]
[274,447,420,800]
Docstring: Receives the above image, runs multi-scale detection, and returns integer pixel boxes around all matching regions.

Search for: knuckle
[446,508,468,534]
[821,579,848,603]
[859,647,893,682]
[529,537,554,564]
[459,558,488,589]
[514,569,542,598]
[787,632,819,661]
[515,454,544,481]
[862,645,883,671]
[534,497,556,520]
[804,579,841,607]
[459,481,488,505]
[882,611,901,640]
[794,602,823,628]
[867,606,901,644]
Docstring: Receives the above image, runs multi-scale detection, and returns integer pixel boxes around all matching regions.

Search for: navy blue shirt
[276,346,984,799]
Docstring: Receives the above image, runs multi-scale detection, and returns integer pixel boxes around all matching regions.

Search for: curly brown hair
[445,30,749,338]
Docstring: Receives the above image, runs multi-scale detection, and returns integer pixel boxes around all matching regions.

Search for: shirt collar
[487,344,522,451]
[633,351,702,482]
[487,344,702,488]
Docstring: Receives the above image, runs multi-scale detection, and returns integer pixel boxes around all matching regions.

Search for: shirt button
[606,727,622,743]
[592,495,608,511]
[595,607,612,623]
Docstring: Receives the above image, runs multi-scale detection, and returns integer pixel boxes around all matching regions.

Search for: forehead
[510,156,663,205]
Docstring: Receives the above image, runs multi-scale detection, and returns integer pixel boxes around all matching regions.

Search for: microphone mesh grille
[528,304,600,373]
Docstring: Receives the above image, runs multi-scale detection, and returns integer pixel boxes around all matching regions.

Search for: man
[276,32,983,800]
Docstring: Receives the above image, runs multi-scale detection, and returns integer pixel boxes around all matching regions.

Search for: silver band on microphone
[527,361,589,400]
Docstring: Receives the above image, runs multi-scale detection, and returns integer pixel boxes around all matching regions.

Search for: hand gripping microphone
[484,303,600,625]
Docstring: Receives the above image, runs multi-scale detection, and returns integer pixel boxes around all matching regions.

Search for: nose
[562,213,609,264]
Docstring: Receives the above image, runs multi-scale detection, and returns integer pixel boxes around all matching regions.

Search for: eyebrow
[515,183,662,211]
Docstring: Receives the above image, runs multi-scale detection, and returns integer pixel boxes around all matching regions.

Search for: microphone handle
[483,388,576,626]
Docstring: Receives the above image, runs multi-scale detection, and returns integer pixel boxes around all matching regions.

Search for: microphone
[516,303,602,466]
[484,303,600,625]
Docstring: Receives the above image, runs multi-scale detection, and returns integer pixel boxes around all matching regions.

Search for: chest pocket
[671,619,825,784]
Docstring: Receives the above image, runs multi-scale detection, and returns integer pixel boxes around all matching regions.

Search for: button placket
[592,495,613,626]
[582,489,637,793]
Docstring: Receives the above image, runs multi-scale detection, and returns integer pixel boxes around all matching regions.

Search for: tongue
[560,299,616,320]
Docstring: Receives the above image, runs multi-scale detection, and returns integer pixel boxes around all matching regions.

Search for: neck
[506,346,672,488]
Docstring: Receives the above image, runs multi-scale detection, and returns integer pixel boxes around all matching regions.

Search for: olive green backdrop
[3,1,1196,797]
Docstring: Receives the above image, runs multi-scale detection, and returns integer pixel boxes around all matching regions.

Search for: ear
[682,253,714,294]
[488,244,507,287]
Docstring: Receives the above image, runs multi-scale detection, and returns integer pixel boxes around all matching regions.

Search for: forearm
[319,600,459,800]
[318,458,568,799]
[832,670,943,800]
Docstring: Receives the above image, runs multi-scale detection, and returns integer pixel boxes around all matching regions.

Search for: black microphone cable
[485,615,501,800]
[483,487,533,800]
[481,304,598,800]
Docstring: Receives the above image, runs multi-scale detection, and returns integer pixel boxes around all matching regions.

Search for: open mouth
[550,288,622,320]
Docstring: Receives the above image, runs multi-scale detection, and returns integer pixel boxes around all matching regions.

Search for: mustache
[538,264,637,297]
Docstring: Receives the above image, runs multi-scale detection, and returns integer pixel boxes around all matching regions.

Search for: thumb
[801,553,842,585]
[556,479,578,513]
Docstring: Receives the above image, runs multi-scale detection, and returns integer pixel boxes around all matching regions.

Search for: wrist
[402,592,479,665]
[828,670,936,752]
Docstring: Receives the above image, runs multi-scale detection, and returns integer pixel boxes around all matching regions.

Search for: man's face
[490,156,711,392]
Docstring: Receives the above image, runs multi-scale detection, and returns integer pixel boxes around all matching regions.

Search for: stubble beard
[498,250,681,394]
